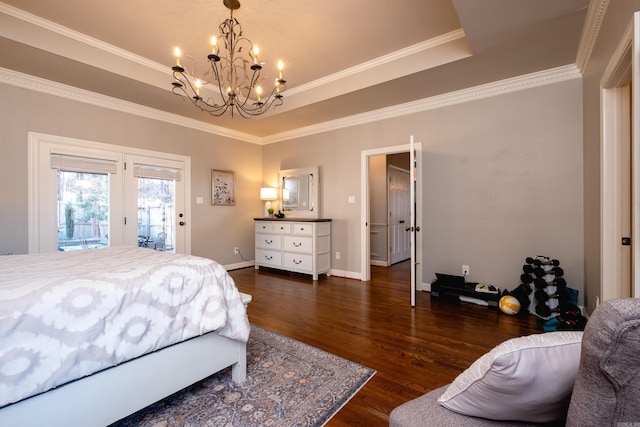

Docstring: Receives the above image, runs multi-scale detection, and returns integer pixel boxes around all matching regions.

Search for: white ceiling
[0,0,590,138]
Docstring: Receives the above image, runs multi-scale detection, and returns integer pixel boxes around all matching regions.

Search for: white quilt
[0,247,250,407]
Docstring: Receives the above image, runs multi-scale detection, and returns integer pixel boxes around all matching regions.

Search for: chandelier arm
[209,60,230,105]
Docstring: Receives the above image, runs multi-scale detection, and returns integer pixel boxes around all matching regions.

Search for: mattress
[0,247,250,407]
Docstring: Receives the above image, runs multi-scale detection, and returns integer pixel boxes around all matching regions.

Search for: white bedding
[0,247,250,408]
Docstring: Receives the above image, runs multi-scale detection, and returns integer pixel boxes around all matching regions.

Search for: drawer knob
[293,242,302,247]
[294,259,302,264]
[265,239,273,244]
[265,255,273,260]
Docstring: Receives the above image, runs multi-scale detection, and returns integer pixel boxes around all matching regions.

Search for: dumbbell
[536,302,580,318]
[525,256,560,267]
[520,273,534,284]
[534,288,570,304]
[534,277,567,289]
[533,266,564,278]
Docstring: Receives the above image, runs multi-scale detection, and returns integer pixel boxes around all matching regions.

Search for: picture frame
[211,169,235,206]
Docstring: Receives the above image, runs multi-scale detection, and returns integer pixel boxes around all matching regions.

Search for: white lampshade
[260,187,277,200]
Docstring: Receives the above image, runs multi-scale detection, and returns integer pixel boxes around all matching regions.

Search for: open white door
[633,12,640,298]
[409,135,419,306]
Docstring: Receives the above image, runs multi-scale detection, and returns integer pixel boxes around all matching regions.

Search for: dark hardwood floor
[228,262,541,426]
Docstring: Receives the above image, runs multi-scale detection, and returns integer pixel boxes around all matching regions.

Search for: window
[57,171,110,251]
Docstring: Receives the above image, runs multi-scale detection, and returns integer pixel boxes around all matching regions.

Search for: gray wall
[582,1,640,313]
[0,71,585,303]
[0,83,262,265]
[263,78,584,300]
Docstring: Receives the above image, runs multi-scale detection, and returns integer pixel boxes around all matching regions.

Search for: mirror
[278,166,319,218]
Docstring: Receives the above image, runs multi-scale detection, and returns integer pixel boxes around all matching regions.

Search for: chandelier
[171,0,286,118]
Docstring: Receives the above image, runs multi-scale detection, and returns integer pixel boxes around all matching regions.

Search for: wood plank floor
[228,262,541,426]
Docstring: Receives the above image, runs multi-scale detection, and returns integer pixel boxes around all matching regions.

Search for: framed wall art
[211,169,235,206]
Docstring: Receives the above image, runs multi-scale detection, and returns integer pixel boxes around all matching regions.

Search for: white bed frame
[0,294,252,427]
[0,332,246,427]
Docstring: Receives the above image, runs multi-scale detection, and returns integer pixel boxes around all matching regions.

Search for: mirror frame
[278,166,319,218]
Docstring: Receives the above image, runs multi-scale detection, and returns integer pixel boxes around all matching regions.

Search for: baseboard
[329,269,362,280]
[370,260,389,267]
[224,260,255,271]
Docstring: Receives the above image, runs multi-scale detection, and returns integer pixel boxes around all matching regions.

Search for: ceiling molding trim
[0,67,261,144]
[575,0,610,72]
[0,64,580,146]
[261,64,582,144]
[0,2,167,74]
[285,29,467,97]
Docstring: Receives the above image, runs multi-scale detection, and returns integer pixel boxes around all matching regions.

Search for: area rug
[111,325,375,427]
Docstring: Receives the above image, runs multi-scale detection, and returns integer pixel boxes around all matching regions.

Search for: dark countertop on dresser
[253,218,332,222]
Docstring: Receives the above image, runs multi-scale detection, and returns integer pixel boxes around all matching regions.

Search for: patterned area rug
[111,325,375,427]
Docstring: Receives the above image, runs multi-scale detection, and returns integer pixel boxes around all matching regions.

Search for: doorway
[360,139,423,305]
[600,15,638,300]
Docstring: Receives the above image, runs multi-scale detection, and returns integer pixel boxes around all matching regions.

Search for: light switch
[348,195,356,204]
[196,196,204,204]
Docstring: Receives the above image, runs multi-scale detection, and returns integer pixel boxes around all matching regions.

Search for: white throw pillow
[437,331,583,422]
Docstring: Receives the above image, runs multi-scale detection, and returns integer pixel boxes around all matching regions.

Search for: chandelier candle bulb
[174,47,181,66]
[252,45,259,64]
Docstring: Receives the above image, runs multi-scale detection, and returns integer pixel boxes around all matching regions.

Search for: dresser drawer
[272,222,292,234]
[256,249,282,267]
[283,235,313,253]
[255,222,273,233]
[292,223,313,235]
[283,252,312,271]
[256,234,282,250]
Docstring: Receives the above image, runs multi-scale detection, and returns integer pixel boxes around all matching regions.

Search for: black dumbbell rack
[522,256,566,319]
[431,273,501,310]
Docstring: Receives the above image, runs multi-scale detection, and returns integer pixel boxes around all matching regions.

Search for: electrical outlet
[462,264,470,276]
[233,247,239,255]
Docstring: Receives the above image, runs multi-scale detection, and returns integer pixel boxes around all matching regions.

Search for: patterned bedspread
[0,247,250,408]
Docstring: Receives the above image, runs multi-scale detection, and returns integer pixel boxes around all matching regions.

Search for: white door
[124,155,187,254]
[389,166,411,264]
[409,135,419,307]
[601,13,639,300]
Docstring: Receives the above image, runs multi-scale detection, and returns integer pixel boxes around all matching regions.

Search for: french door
[124,155,186,253]
[29,133,190,254]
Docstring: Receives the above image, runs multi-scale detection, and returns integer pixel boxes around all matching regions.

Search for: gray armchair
[390,298,640,426]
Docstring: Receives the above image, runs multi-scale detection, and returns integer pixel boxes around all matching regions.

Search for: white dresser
[254,219,331,280]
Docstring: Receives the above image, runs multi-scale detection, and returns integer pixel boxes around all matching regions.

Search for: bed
[0,247,251,427]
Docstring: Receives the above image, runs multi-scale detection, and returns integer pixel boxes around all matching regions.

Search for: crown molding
[1,64,580,146]
[0,2,167,74]
[285,29,466,97]
[261,64,582,144]
[575,0,610,71]
[0,67,261,144]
